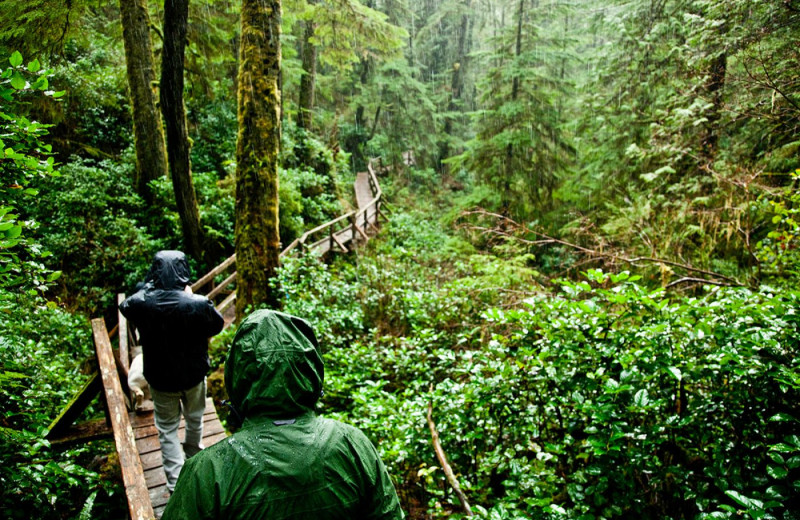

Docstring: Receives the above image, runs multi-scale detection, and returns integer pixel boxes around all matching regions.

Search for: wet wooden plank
[92,318,154,520]
[135,397,228,519]
[46,372,102,440]
[46,417,113,447]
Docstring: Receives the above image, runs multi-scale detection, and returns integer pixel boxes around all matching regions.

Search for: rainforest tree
[234,0,283,316]
[161,0,206,260]
[118,0,167,204]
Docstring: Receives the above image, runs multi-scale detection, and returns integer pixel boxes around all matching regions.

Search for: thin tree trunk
[438,0,472,170]
[502,0,525,213]
[161,0,204,260]
[701,51,727,164]
[235,0,283,318]
[297,13,317,132]
[119,0,167,204]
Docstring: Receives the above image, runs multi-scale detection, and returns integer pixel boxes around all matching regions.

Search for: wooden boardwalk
[133,398,227,517]
[47,159,388,519]
[190,158,387,316]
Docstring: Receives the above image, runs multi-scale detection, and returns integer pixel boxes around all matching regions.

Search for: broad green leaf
[10,71,25,90]
[27,59,41,73]
[634,389,649,407]
[768,452,784,465]
[9,51,23,67]
[666,366,682,381]
[5,225,22,238]
[767,465,788,479]
[725,490,763,509]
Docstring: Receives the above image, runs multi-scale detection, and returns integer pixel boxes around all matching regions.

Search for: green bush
[30,156,162,312]
[0,295,125,519]
[278,212,799,519]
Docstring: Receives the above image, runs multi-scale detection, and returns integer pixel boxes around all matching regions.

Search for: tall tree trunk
[235,0,282,318]
[502,0,525,214]
[438,0,472,170]
[297,13,317,132]
[161,0,204,260]
[119,0,167,203]
[701,51,727,164]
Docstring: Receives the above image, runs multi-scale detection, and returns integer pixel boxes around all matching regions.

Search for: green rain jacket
[161,310,404,520]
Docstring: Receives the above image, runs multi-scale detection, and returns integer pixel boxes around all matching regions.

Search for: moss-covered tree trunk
[119,0,167,203]
[161,0,204,260]
[297,14,317,132]
[235,0,282,319]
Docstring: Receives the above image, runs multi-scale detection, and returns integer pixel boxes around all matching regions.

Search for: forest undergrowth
[265,199,800,520]
[2,166,800,519]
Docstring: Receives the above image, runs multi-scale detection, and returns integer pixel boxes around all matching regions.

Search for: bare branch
[427,388,473,517]
[665,277,738,289]
[459,209,745,287]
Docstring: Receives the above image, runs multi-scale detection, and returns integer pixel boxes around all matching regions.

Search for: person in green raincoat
[162,309,404,519]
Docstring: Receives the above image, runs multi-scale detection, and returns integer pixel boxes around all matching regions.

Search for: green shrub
[30,156,162,312]
[0,295,125,519]
[279,216,800,519]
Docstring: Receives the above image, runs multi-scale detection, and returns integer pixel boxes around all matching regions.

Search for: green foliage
[0,51,64,297]
[0,296,124,519]
[0,0,86,57]
[277,205,799,518]
[278,123,350,246]
[359,59,440,169]
[756,169,800,284]
[29,156,162,312]
[188,83,237,179]
[53,38,132,157]
[303,0,407,72]
[453,0,573,217]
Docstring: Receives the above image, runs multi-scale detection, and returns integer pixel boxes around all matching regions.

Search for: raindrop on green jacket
[161,310,404,520]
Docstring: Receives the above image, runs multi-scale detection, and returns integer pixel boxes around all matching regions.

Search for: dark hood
[225,310,324,419]
[145,250,191,290]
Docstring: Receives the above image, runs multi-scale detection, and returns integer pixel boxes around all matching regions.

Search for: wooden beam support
[47,418,113,447]
[367,219,380,233]
[353,222,369,241]
[92,318,155,520]
[46,371,102,440]
[331,233,349,253]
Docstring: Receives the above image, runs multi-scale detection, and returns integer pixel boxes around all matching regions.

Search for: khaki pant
[151,379,206,491]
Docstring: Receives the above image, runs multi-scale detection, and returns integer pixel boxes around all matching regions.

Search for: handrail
[284,158,384,255]
[193,157,386,315]
[91,318,155,520]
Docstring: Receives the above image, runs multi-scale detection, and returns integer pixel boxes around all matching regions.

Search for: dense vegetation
[1,0,798,518]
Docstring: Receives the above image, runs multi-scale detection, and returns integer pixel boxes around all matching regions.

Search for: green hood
[225,310,324,419]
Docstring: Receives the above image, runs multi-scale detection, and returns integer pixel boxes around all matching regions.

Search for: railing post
[349,214,356,242]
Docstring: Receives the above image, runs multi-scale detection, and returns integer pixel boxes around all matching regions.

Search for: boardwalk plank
[92,319,155,520]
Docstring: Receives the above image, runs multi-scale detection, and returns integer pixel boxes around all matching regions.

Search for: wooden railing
[191,158,386,315]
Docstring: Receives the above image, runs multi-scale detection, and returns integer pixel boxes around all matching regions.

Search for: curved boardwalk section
[47,159,389,519]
